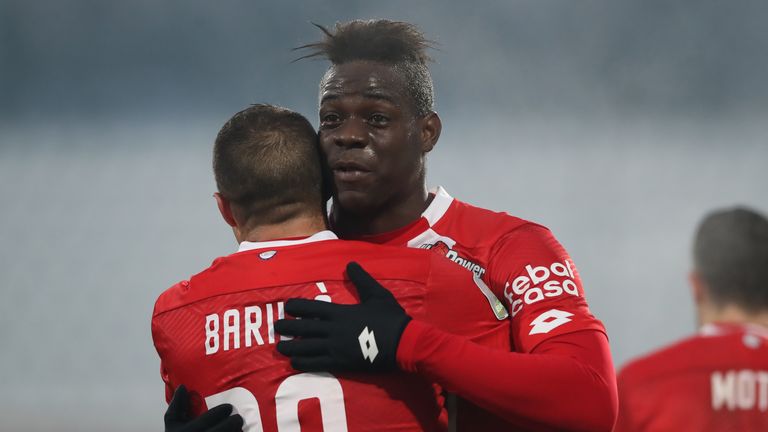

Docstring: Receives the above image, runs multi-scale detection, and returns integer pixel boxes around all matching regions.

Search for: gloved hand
[275,261,412,372]
[164,385,244,432]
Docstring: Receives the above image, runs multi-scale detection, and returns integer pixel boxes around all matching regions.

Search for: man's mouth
[332,161,372,182]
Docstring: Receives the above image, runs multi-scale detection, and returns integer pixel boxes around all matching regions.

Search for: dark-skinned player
[275,20,618,431]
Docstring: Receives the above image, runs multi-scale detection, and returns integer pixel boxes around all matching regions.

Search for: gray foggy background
[1,1,767,430]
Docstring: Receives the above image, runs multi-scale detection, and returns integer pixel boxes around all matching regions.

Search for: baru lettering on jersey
[504,260,579,317]
[205,302,290,355]
[204,281,332,355]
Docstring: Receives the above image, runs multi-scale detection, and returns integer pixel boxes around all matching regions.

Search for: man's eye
[322,114,340,123]
[320,114,341,127]
[369,114,389,124]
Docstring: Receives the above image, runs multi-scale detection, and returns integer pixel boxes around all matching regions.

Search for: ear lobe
[214,192,238,228]
[689,271,706,306]
[420,112,442,154]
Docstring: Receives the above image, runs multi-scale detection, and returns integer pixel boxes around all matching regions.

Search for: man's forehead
[320,62,407,101]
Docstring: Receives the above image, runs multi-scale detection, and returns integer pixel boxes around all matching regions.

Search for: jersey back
[616,324,768,431]
[152,238,508,432]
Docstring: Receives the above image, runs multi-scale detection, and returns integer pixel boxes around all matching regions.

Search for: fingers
[346,261,385,302]
[274,318,331,338]
[289,355,341,372]
[165,384,190,424]
[186,403,235,431]
[277,339,329,357]
[284,298,342,319]
[208,413,244,432]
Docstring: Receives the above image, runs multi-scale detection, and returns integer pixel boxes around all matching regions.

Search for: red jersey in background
[616,323,768,432]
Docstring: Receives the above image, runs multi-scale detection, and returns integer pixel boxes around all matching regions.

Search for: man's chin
[334,189,378,215]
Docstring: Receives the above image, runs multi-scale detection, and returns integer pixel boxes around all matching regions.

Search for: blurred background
[1,0,767,430]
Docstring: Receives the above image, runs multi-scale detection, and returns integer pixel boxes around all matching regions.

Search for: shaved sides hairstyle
[298,19,436,116]
[693,207,768,312]
[213,104,323,225]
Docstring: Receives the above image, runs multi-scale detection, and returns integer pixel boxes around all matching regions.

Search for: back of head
[213,104,323,226]
[693,206,768,313]
[300,19,436,116]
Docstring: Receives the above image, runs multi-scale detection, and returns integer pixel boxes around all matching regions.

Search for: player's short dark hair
[213,104,323,225]
[693,206,768,312]
[299,19,436,116]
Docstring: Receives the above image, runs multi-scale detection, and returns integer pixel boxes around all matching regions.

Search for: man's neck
[699,304,768,329]
[237,214,328,244]
[333,186,433,238]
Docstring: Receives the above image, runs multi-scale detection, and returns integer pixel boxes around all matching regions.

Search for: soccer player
[153,104,512,432]
[615,207,768,431]
[274,20,618,431]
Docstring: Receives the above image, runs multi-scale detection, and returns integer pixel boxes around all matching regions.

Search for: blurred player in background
[616,207,768,431]
[274,19,617,431]
[154,104,513,432]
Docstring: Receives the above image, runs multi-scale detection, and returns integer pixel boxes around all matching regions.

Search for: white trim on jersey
[423,186,454,226]
[327,186,453,229]
[411,188,509,320]
[237,230,338,252]
[699,324,725,337]
[699,322,768,339]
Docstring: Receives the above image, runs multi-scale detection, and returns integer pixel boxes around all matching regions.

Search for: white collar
[423,186,454,226]
[699,322,768,338]
[237,230,338,252]
[328,185,455,227]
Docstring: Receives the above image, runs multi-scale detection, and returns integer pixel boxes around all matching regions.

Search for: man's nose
[334,118,367,148]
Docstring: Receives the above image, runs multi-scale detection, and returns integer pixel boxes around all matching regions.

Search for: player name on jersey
[205,302,289,355]
[712,369,768,411]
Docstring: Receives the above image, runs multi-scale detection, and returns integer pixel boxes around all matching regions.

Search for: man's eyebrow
[320,93,340,104]
[320,92,399,106]
[363,91,398,105]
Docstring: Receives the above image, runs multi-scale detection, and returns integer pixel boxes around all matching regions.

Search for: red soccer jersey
[152,231,509,432]
[616,323,768,432]
[340,187,615,431]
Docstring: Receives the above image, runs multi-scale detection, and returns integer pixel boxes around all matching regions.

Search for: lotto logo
[358,327,378,363]
[504,260,580,317]
[529,309,574,335]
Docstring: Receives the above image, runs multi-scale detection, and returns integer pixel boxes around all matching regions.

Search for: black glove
[165,385,244,432]
[275,261,412,372]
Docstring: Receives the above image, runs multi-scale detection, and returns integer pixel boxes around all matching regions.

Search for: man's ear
[689,270,707,306]
[214,192,238,228]
[420,111,442,154]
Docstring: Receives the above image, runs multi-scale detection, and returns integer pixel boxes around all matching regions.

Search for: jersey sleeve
[396,321,618,431]
[395,252,618,430]
[488,223,607,352]
[151,285,180,404]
